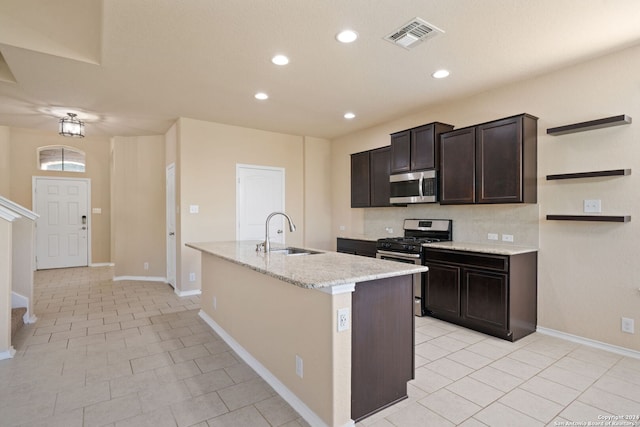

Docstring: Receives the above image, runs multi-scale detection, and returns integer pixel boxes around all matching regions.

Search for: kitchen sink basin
[270,247,322,256]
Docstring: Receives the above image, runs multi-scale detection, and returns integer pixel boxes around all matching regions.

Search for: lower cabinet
[336,238,377,258]
[351,275,414,421]
[424,248,537,341]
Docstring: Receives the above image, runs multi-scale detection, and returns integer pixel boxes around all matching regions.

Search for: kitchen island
[186,241,427,427]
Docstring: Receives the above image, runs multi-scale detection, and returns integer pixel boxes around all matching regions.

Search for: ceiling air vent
[384,17,444,49]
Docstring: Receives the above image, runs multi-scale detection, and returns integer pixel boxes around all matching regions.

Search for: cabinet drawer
[424,249,508,272]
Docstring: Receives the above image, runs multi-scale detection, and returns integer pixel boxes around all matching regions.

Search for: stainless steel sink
[269,247,322,256]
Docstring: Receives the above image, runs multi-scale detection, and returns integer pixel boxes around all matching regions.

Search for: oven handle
[376,250,422,260]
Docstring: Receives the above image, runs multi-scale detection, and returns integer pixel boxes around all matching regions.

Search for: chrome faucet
[258,212,297,252]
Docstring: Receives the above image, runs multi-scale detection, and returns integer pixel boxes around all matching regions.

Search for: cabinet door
[476,116,522,203]
[424,262,460,317]
[351,151,370,207]
[440,127,476,204]
[462,269,508,331]
[390,130,411,174]
[410,124,435,171]
[370,147,391,207]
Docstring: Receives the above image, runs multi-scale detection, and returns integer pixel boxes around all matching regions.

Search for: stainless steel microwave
[389,170,437,204]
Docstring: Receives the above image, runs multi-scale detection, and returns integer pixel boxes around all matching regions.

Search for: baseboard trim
[113,276,167,282]
[0,347,16,360]
[198,310,351,427]
[536,326,640,360]
[90,262,114,267]
[174,289,201,297]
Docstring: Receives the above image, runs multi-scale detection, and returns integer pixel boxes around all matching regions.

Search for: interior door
[236,164,285,244]
[166,164,177,288]
[34,177,89,269]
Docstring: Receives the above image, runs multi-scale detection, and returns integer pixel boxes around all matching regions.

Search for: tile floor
[2,267,640,427]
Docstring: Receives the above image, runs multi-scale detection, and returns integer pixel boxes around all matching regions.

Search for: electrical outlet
[337,308,350,332]
[339,225,346,231]
[189,272,196,282]
[212,296,217,310]
[488,233,498,241]
[189,204,199,214]
[622,317,635,334]
[584,199,602,213]
[295,355,303,378]
[143,262,149,271]
[502,234,514,242]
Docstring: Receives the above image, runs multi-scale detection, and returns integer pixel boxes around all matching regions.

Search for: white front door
[236,164,285,244]
[34,177,89,269]
[166,164,177,288]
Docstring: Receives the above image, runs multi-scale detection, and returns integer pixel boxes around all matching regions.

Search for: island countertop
[186,241,427,289]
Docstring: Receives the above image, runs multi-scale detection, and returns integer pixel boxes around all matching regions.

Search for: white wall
[331,43,640,352]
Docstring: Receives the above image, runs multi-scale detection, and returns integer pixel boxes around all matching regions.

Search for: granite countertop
[186,241,427,289]
[423,241,538,255]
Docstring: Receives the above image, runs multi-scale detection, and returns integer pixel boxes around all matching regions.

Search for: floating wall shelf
[547,114,632,136]
[546,169,631,180]
[546,215,631,223]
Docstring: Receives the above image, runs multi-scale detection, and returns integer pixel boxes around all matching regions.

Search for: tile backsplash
[364,203,540,247]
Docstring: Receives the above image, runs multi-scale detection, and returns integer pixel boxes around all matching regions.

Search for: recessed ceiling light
[336,30,358,43]
[255,92,269,100]
[344,112,356,119]
[272,55,289,66]
[432,69,450,79]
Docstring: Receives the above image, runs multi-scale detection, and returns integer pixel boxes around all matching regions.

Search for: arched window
[38,146,86,172]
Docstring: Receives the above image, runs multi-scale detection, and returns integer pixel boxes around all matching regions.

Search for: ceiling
[1,0,640,139]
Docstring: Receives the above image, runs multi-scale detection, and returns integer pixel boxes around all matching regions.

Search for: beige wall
[0,126,9,197]
[303,136,332,250]
[200,254,352,426]
[0,221,11,355]
[331,44,640,352]
[7,127,111,264]
[176,118,332,293]
[111,135,166,278]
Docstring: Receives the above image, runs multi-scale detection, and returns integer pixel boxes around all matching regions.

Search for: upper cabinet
[439,127,476,204]
[440,114,538,205]
[390,122,454,174]
[351,147,392,208]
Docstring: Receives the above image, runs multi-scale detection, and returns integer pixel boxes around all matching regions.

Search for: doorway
[33,177,90,269]
[236,164,285,243]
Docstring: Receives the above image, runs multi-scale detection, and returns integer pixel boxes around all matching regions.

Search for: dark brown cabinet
[424,248,537,341]
[351,275,414,421]
[439,127,476,204]
[351,147,391,208]
[440,114,537,205]
[390,122,454,174]
[336,238,377,258]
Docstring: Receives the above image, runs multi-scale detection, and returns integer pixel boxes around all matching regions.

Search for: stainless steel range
[376,219,453,316]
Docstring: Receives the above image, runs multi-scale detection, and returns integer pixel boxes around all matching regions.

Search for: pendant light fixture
[59,113,85,138]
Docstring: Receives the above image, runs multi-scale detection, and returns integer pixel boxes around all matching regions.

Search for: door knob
[81,226,87,230]
[277,229,283,234]
[169,232,175,236]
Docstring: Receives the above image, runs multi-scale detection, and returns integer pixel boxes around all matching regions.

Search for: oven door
[376,250,424,316]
